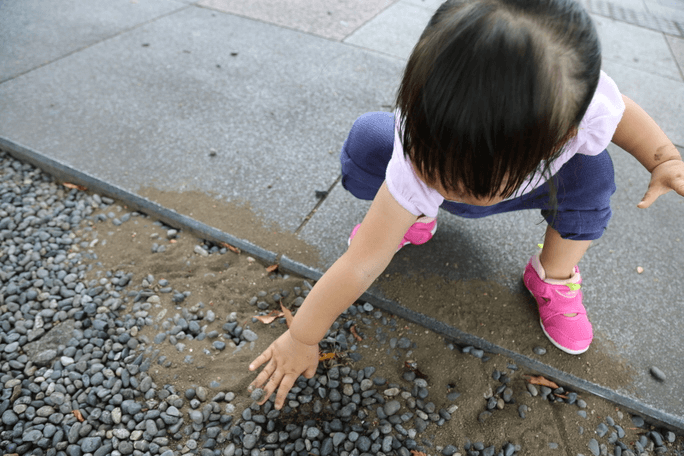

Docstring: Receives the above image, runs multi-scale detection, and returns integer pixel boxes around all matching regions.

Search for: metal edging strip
[281,255,684,433]
[0,137,277,264]
[2,136,683,433]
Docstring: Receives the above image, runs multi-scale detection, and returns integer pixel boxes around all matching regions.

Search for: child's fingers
[273,374,297,410]
[250,360,276,391]
[249,348,272,372]
[672,176,684,197]
[258,370,284,406]
[303,363,317,379]
[638,184,666,208]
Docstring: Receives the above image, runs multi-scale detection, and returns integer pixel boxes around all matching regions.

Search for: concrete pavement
[1,0,683,426]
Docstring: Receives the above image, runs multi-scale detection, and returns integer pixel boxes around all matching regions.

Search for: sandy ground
[79,196,682,456]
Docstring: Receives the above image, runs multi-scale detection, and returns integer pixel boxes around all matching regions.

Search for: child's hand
[248,329,319,409]
[637,159,684,208]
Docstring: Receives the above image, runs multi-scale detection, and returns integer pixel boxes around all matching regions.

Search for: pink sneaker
[348,217,437,251]
[523,254,593,355]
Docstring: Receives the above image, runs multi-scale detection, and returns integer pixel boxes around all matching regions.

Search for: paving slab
[197,0,397,41]
[0,6,402,233]
[343,1,435,59]
[584,0,684,36]
[593,14,683,82]
[603,60,684,147]
[601,0,649,13]
[646,0,684,22]
[403,0,445,9]
[0,0,187,82]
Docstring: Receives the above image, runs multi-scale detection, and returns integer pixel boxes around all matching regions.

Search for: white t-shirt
[385,71,626,217]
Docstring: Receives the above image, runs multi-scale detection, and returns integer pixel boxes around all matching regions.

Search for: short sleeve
[385,115,444,218]
[568,71,626,156]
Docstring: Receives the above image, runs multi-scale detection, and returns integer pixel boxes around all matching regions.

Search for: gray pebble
[533,346,547,355]
[649,366,666,382]
[397,337,412,349]
[243,434,257,450]
[81,437,102,453]
[250,388,264,402]
[631,415,645,427]
[384,400,401,416]
[242,329,258,342]
[447,391,461,401]
[442,444,458,456]
[189,410,204,424]
[306,427,321,439]
[588,438,600,456]
[596,423,609,438]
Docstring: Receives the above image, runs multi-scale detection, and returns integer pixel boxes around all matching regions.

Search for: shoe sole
[523,276,590,355]
[538,316,589,355]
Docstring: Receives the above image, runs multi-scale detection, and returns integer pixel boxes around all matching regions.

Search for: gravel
[1,150,682,456]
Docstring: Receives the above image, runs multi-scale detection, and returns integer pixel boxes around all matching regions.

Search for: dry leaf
[253,310,283,324]
[410,451,428,456]
[350,325,363,342]
[266,264,279,273]
[280,302,293,327]
[319,352,336,361]
[63,182,87,191]
[525,375,559,390]
[220,242,240,254]
[73,410,85,422]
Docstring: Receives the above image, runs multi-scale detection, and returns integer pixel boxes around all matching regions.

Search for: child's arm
[248,182,419,409]
[611,95,684,208]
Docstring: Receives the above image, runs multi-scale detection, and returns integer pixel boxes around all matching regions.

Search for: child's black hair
[397,0,602,200]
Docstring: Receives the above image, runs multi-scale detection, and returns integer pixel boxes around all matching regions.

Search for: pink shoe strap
[403,218,436,245]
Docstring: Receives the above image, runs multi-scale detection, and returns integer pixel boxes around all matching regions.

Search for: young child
[249,0,683,409]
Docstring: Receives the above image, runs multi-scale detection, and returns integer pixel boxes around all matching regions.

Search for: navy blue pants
[340,112,616,241]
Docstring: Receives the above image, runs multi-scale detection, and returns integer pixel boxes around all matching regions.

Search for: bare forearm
[289,250,390,346]
[613,96,681,172]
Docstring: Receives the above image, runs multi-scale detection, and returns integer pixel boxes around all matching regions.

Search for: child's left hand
[637,159,684,208]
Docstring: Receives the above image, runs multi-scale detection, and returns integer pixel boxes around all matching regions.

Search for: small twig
[350,325,363,342]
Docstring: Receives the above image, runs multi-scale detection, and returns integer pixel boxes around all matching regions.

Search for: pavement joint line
[293,174,341,236]
[336,0,434,42]
[2,135,683,434]
[0,4,191,85]
[666,38,684,81]
[194,3,345,46]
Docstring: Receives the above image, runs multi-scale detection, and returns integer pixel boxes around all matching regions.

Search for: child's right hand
[248,329,319,410]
